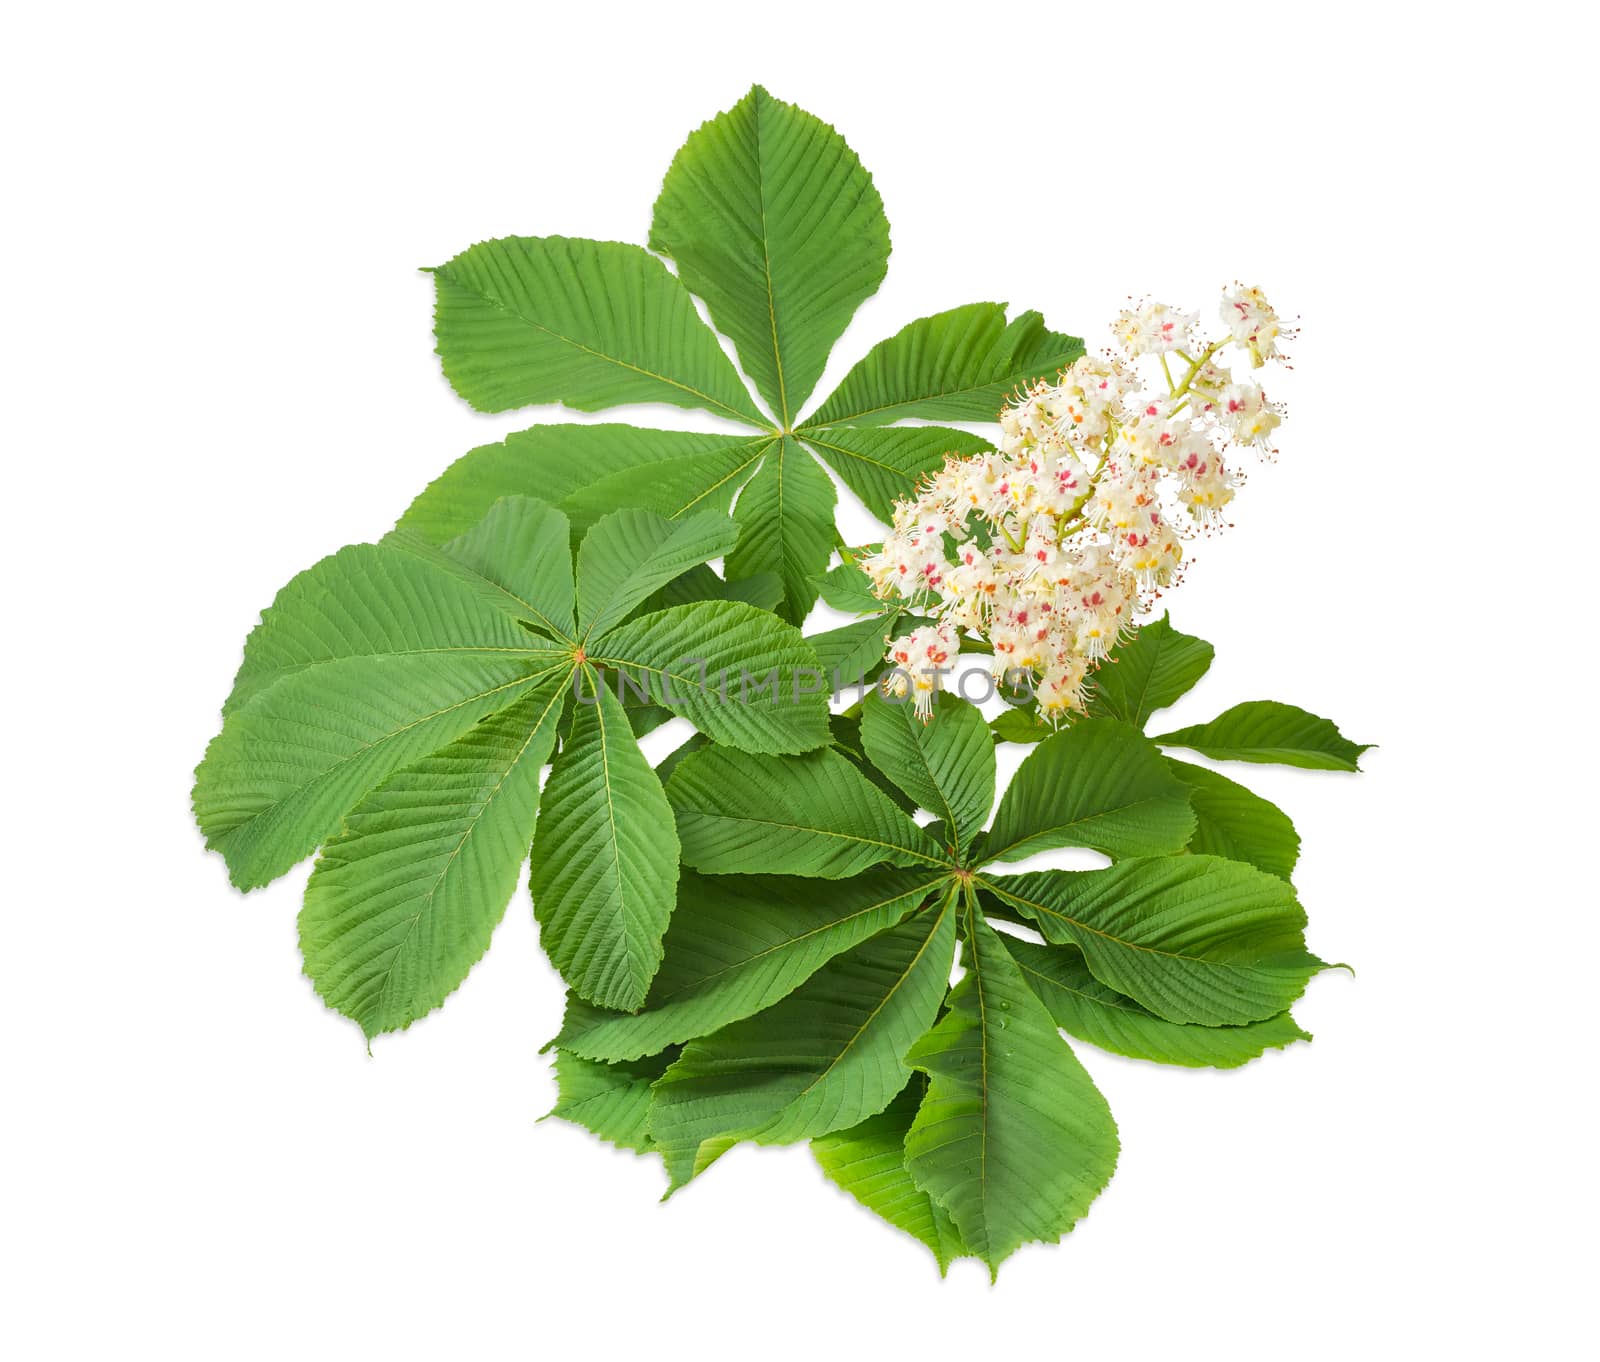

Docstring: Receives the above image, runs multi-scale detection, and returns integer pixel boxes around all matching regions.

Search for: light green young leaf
[649,84,890,427]
[594,600,831,755]
[576,506,739,642]
[1004,937,1310,1069]
[983,718,1195,863]
[1085,613,1215,728]
[812,1079,968,1274]
[395,425,769,545]
[668,746,947,878]
[1154,701,1373,771]
[530,674,680,1010]
[804,302,1083,429]
[724,435,838,623]
[860,690,995,853]
[299,676,569,1037]
[905,909,1119,1278]
[432,235,766,424]
[649,897,957,1190]
[982,857,1327,1026]
[556,868,941,1062]
[1166,757,1301,880]
[815,555,885,615]
[548,1048,678,1154]
[798,426,993,522]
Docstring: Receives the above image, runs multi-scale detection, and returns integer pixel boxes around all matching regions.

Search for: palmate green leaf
[668,746,946,878]
[983,718,1195,863]
[1166,757,1301,880]
[299,676,569,1038]
[859,691,995,854]
[983,857,1327,1026]
[798,426,993,523]
[575,506,740,642]
[432,235,765,425]
[595,600,831,754]
[1155,700,1373,771]
[530,672,681,1010]
[1004,937,1311,1069]
[649,84,890,427]
[904,909,1119,1278]
[548,1048,678,1154]
[195,656,556,890]
[724,435,837,623]
[557,868,942,1062]
[395,425,770,545]
[1085,613,1215,728]
[804,302,1084,428]
[649,896,958,1191]
[812,1079,968,1274]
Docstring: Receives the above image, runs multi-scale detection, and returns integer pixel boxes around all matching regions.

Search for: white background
[4,2,1594,1356]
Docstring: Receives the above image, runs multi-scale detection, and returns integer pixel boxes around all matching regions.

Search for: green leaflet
[984,718,1196,863]
[812,1079,968,1274]
[1085,613,1215,728]
[649,84,890,427]
[432,235,765,424]
[904,909,1119,1278]
[531,673,681,1011]
[805,613,900,689]
[300,677,569,1037]
[548,1048,679,1154]
[436,494,577,639]
[814,554,884,616]
[1004,937,1311,1069]
[668,746,946,878]
[1166,757,1301,881]
[562,439,775,540]
[797,426,994,523]
[649,895,957,1190]
[982,858,1328,1026]
[556,868,942,1062]
[859,689,995,854]
[396,425,769,545]
[576,506,740,642]
[804,302,1084,428]
[1155,700,1373,771]
[724,435,838,624]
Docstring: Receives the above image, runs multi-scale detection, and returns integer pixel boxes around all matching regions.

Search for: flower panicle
[864,285,1292,722]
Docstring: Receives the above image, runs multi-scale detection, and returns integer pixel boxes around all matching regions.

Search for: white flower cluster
[864,286,1292,720]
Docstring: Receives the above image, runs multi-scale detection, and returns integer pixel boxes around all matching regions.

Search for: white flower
[1220,285,1288,367]
[1115,301,1199,356]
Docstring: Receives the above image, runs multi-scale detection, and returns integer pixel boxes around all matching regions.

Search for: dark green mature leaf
[531,674,680,1010]
[594,600,831,754]
[983,857,1327,1026]
[575,507,740,642]
[195,657,556,890]
[395,426,769,545]
[724,435,838,623]
[984,719,1195,864]
[557,868,944,1062]
[1166,758,1301,880]
[905,910,1119,1278]
[649,897,957,1190]
[804,302,1083,428]
[860,690,994,853]
[668,747,947,878]
[299,677,569,1037]
[1085,614,1214,728]
[649,84,890,427]
[812,1079,968,1273]
[432,235,765,424]
[799,426,992,522]
[1155,701,1372,771]
[1005,937,1311,1069]
[548,1048,678,1154]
